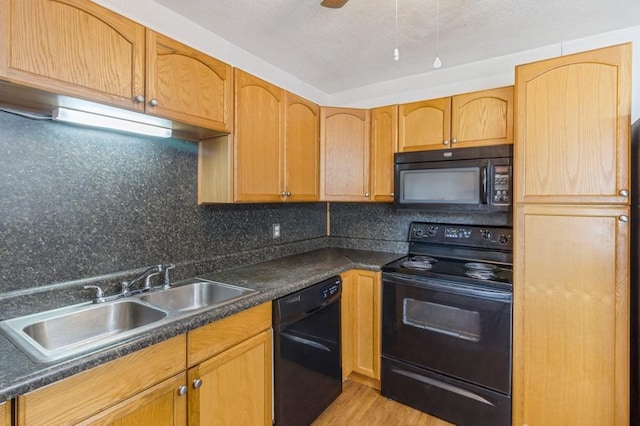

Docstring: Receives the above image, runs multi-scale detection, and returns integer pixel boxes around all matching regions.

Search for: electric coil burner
[381,222,513,426]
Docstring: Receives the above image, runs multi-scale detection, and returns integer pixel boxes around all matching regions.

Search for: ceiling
[152,0,640,94]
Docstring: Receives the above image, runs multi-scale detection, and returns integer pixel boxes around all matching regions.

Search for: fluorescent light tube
[52,107,172,138]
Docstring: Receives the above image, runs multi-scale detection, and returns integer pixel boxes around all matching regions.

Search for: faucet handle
[161,264,176,289]
[84,285,105,304]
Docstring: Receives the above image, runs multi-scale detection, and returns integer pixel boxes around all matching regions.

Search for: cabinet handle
[619,215,629,223]
[149,98,159,107]
[134,94,145,103]
[390,192,394,197]
[451,138,457,144]
[365,193,370,198]
[443,140,449,145]
[286,191,292,196]
[178,385,188,396]
[193,378,203,389]
[280,191,286,196]
[619,189,629,197]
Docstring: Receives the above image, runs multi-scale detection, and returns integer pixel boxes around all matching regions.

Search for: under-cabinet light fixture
[52,107,172,138]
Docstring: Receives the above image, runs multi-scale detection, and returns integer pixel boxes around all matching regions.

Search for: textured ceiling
[152,0,640,94]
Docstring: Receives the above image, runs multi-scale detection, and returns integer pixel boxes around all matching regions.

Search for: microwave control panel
[491,165,512,205]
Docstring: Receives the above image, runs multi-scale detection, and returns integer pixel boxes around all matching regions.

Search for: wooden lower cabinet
[16,335,186,426]
[513,204,629,425]
[188,330,272,425]
[0,401,9,426]
[341,269,381,389]
[79,373,187,426]
[15,302,274,426]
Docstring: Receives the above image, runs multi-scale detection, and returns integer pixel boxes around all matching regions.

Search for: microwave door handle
[481,166,488,204]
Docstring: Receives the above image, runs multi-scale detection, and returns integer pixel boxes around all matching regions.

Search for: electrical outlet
[272,223,281,239]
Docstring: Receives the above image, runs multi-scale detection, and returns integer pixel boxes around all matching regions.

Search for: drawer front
[187,302,272,366]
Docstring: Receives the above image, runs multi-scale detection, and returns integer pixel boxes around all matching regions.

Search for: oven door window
[382,275,512,394]
[399,167,480,204]
[403,298,481,342]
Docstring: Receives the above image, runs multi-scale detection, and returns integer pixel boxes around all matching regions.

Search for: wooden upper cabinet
[146,30,233,132]
[284,92,320,201]
[234,69,285,202]
[370,105,398,202]
[398,87,513,152]
[515,43,631,204]
[320,107,371,201]
[0,0,145,110]
[398,97,450,152]
[451,86,513,148]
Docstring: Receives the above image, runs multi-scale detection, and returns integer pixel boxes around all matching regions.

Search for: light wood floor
[312,380,454,426]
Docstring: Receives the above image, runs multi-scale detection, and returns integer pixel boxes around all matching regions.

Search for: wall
[0,111,327,293]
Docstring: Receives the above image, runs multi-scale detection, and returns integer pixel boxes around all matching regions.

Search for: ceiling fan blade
[321,0,349,8]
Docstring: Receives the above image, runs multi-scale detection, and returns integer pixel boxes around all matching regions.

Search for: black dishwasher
[273,276,342,426]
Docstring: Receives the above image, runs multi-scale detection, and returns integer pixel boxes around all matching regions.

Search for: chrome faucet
[161,264,175,289]
[120,265,162,296]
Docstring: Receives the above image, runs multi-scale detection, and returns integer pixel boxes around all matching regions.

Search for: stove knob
[481,230,492,240]
[426,226,438,237]
[498,234,510,245]
[414,228,424,238]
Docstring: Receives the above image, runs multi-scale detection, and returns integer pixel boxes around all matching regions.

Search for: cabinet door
[450,86,513,148]
[188,330,272,426]
[234,69,285,202]
[0,0,145,111]
[284,92,320,201]
[515,43,631,204]
[0,401,9,426]
[370,105,398,202]
[513,205,629,426]
[398,97,450,152]
[341,270,381,388]
[320,107,371,201]
[146,30,233,133]
[79,374,187,426]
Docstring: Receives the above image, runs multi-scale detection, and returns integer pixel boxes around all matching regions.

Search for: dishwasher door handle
[280,331,332,352]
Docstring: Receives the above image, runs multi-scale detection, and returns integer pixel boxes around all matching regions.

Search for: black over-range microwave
[394,145,512,212]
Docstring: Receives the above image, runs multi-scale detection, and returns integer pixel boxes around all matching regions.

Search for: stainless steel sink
[141,281,257,312]
[0,279,258,363]
[0,300,167,363]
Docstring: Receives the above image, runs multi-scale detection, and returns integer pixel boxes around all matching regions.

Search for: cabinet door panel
[398,98,450,152]
[451,86,513,147]
[189,330,272,426]
[320,107,370,201]
[0,0,145,110]
[79,374,187,426]
[285,92,320,201]
[146,31,233,132]
[234,70,284,202]
[515,44,631,204]
[513,205,629,426]
[370,105,398,202]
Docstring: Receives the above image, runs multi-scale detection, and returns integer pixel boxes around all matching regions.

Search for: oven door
[382,272,512,394]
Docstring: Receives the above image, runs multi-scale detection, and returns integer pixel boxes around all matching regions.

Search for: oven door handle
[384,273,512,302]
[280,331,332,352]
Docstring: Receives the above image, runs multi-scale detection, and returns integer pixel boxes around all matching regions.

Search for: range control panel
[409,222,513,250]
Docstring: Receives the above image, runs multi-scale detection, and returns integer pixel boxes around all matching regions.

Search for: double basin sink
[0,279,258,363]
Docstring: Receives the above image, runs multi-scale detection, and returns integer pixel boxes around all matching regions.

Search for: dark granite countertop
[0,247,403,402]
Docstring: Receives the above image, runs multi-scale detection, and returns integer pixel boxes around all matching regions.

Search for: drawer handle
[193,378,203,389]
[178,385,187,396]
